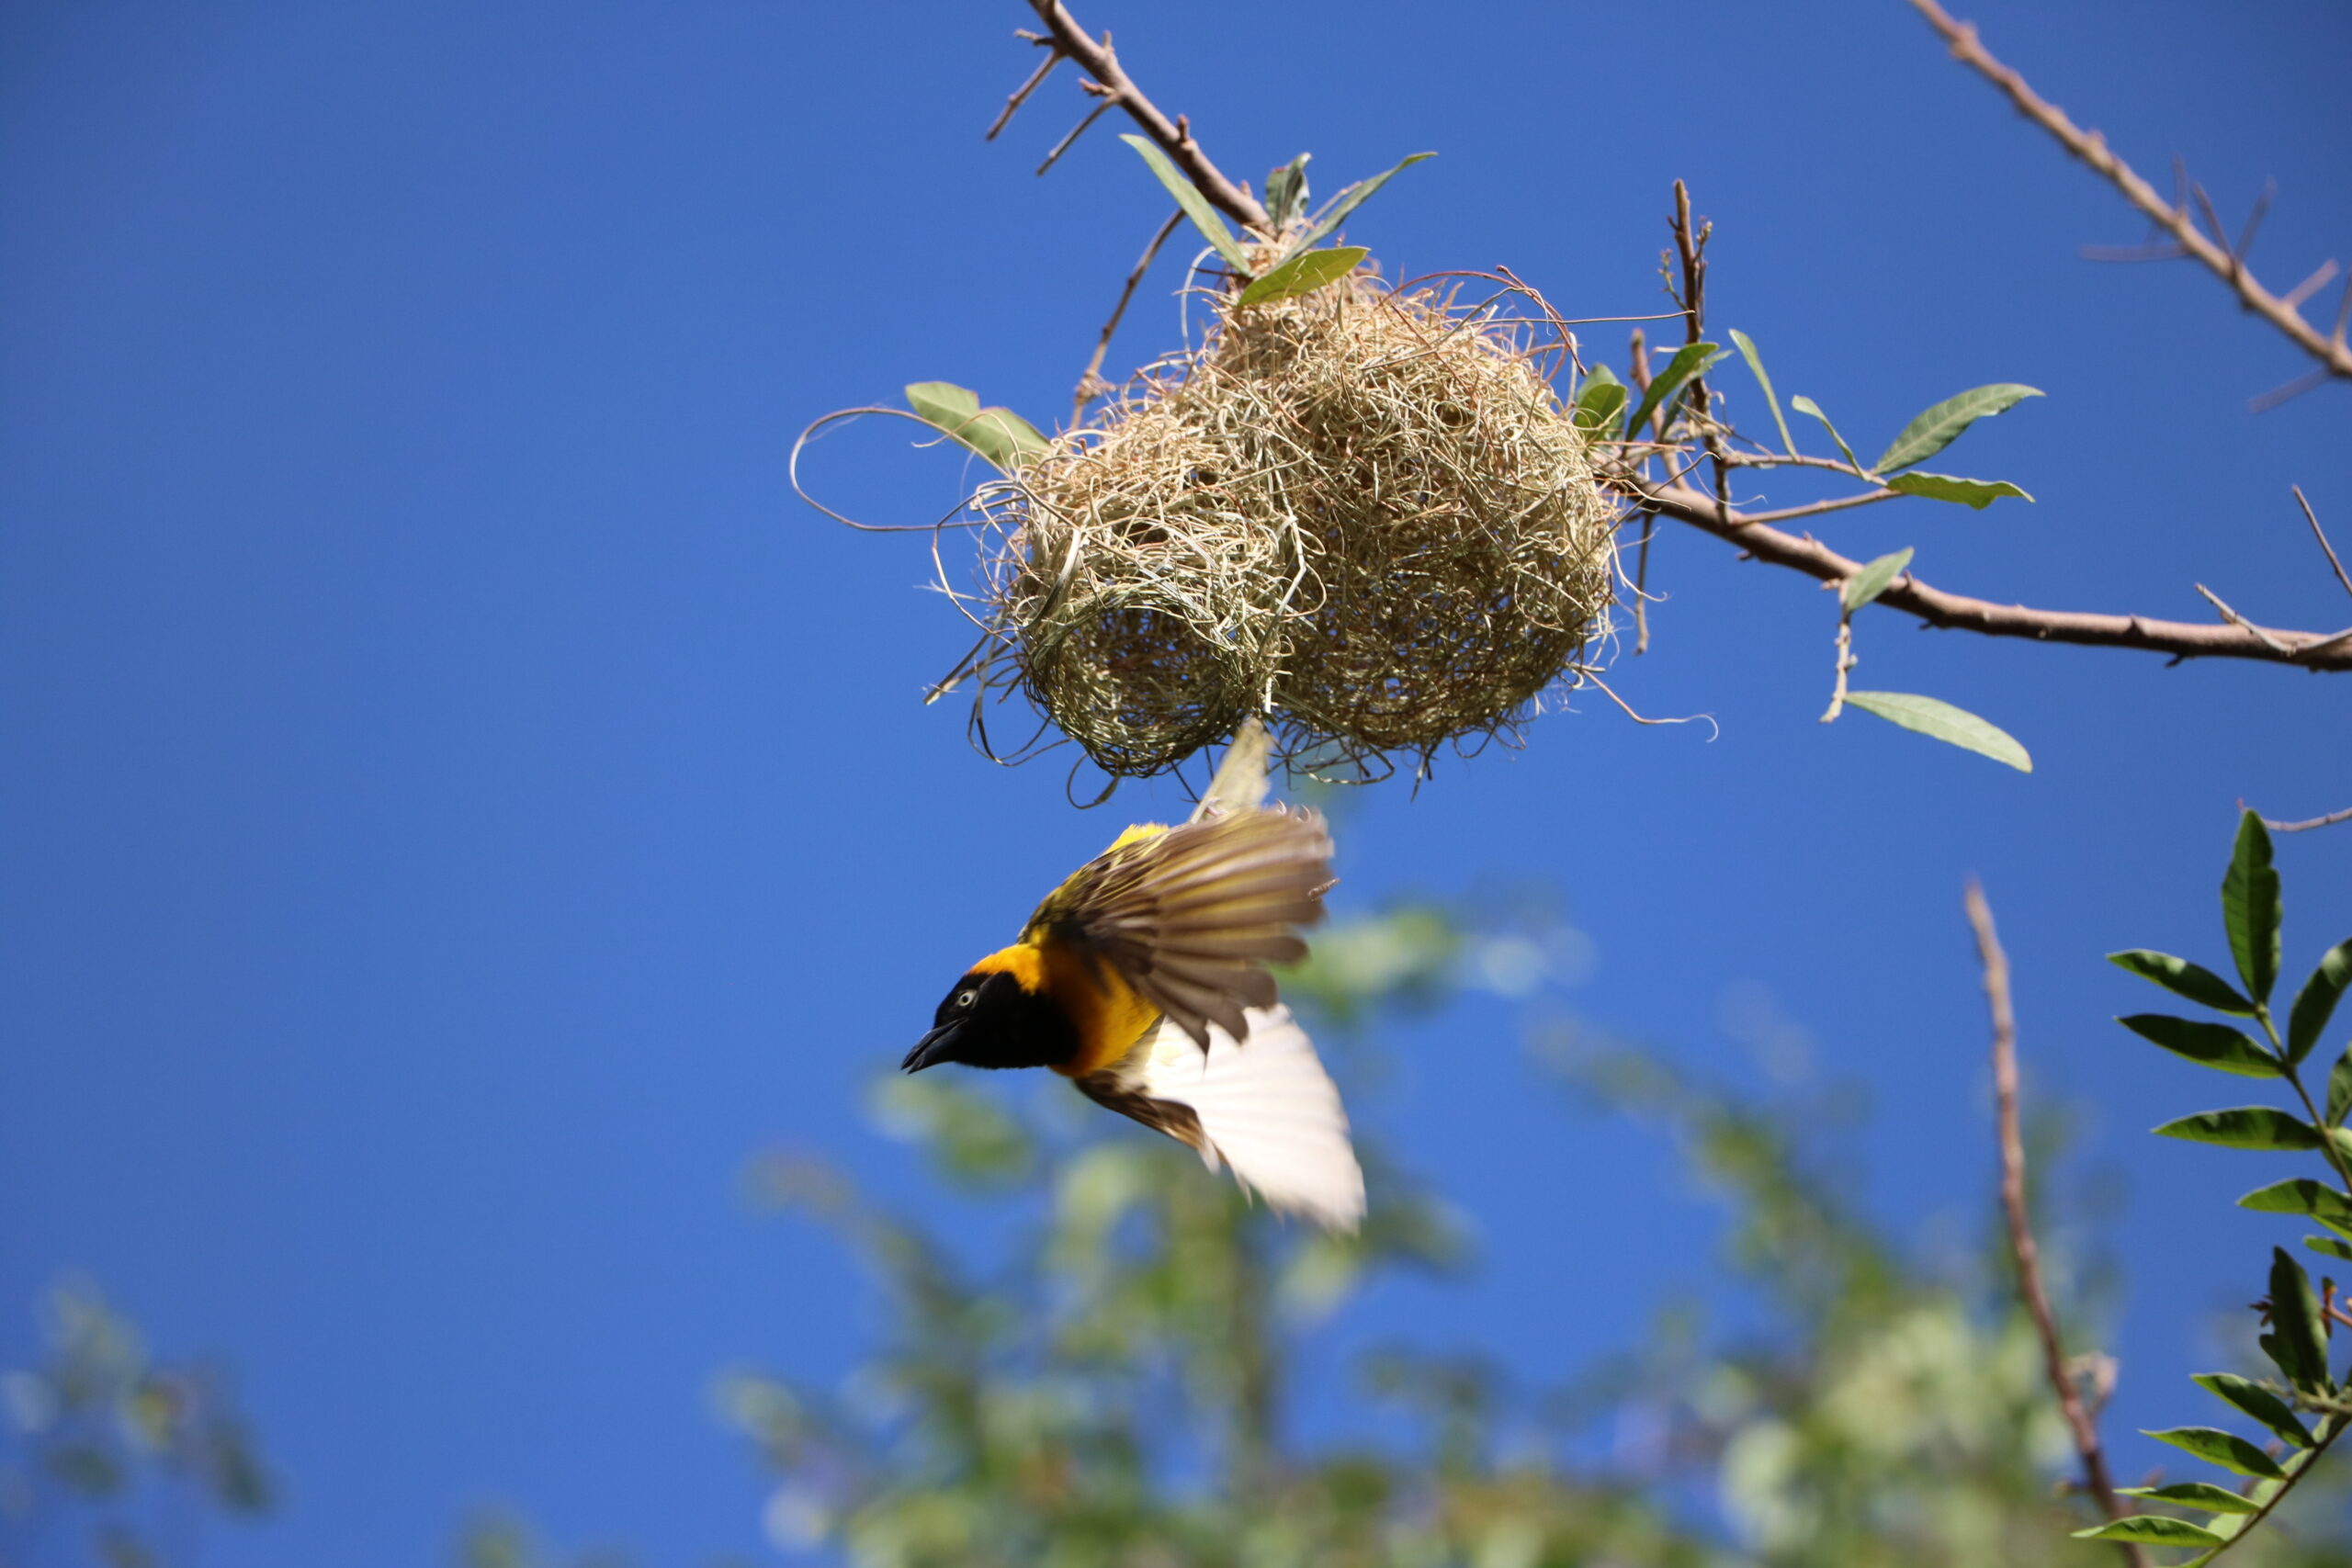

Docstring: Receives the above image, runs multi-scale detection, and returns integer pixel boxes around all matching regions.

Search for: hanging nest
[962,266,1620,783]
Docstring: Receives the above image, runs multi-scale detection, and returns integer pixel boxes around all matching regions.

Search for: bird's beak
[901,1021,962,1073]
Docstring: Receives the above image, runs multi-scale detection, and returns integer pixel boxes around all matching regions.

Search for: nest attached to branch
[961,269,1619,783]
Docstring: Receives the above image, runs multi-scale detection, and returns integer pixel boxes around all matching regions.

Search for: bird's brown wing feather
[1037,807,1333,1051]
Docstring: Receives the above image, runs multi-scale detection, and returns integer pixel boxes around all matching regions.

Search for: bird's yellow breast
[971,935,1161,1078]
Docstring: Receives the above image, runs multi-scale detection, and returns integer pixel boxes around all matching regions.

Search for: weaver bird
[903,721,1363,1230]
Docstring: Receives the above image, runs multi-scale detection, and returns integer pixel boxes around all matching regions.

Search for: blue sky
[4,1,2348,1562]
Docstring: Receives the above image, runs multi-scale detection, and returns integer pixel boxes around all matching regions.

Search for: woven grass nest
[967,266,1619,783]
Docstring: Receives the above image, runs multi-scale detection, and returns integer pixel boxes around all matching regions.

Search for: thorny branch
[1638,480,2352,670]
[1965,881,2145,1568]
[1015,0,1270,232]
[1909,0,2352,395]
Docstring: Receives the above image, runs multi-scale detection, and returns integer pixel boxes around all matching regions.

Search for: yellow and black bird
[903,721,1363,1230]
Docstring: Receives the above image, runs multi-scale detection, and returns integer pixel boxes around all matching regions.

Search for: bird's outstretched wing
[1075,1004,1364,1232]
[1034,805,1331,1049]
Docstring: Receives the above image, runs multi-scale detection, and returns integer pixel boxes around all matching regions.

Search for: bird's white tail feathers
[1133,1003,1364,1232]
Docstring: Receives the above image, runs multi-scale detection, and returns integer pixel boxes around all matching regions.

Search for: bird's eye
[956,989,978,1009]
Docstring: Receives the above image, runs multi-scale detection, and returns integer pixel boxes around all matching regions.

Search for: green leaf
[1236,245,1366,308]
[2109,950,2256,1016]
[2155,1107,2324,1151]
[2144,1426,2288,1480]
[2117,1481,2261,1515]
[2223,810,2282,1008]
[1873,383,2043,473]
[1883,470,2034,509]
[1624,342,1726,440]
[1790,394,1867,473]
[1573,369,1628,440]
[2073,1516,2224,1547]
[2120,1014,2280,1077]
[2265,1247,2332,1393]
[1294,151,1436,253]
[1840,547,1916,613]
[2330,1046,2352,1125]
[2287,939,2352,1066]
[2194,1372,2316,1448]
[2305,1235,2352,1262]
[1264,152,1311,231]
[2238,1179,2352,1237]
[904,382,1050,472]
[1841,691,2031,773]
[1120,134,1253,273]
[1727,329,1796,457]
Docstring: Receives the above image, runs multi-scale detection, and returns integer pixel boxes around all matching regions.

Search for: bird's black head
[901,967,1080,1073]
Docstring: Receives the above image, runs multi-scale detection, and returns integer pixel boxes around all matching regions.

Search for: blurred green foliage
[719,899,2352,1567]
[0,1279,270,1568]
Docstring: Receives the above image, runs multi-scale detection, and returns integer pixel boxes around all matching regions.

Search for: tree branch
[1638,481,2352,670]
[1021,0,1270,231]
[1909,0,2352,388]
[1965,881,2144,1568]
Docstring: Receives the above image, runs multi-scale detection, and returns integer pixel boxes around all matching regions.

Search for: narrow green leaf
[1840,547,1916,613]
[1120,134,1253,273]
[1625,343,1726,441]
[2144,1426,2288,1480]
[905,382,1049,472]
[2223,810,2282,1008]
[2287,940,2352,1067]
[1883,470,2034,509]
[2305,1235,2352,1262]
[1236,245,1366,308]
[2266,1247,2331,1393]
[2073,1516,2224,1547]
[2117,1481,2261,1515]
[1873,383,2043,473]
[1294,151,1436,253]
[2240,1179,2352,1241]
[1727,329,1796,457]
[1264,152,1311,231]
[2194,1372,2315,1448]
[2120,1014,2281,1077]
[2155,1107,2324,1151]
[1790,394,1867,474]
[2109,950,2256,1016]
[1841,691,2031,773]
[1573,369,1628,440]
[2330,1046,2352,1125]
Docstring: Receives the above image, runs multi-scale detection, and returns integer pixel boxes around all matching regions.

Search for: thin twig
[1630,328,1656,654]
[2262,805,2352,835]
[1965,880,2144,1567]
[1035,96,1115,176]
[2296,487,2352,603]
[985,41,1062,141]
[1669,181,1732,526]
[2195,583,2294,654]
[1637,481,2352,669]
[1022,0,1269,231]
[1819,608,1855,722]
[1073,209,1184,422]
[1909,0,2352,386]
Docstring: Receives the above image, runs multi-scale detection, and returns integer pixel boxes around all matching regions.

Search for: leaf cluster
[0,1278,272,1568]
[2090,812,2352,1561]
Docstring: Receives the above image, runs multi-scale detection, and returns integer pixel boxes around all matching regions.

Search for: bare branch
[1965,880,2144,1566]
[2296,486,2352,604]
[1638,481,2352,669]
[1909,0,2352,388]
[2261,804,2352,834]
[1035,96,1115,176]
[1073,209,1184,422]
[986,41,1062,141]
[1022,0,1270,231]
